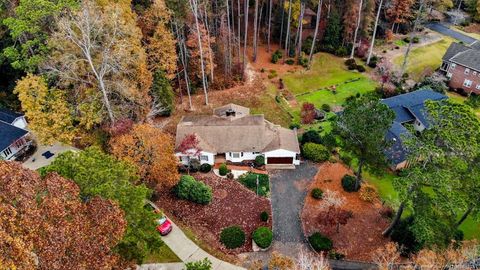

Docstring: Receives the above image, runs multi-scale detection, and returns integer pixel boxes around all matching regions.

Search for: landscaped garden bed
[155,173,272,254]
[301,162,391,261]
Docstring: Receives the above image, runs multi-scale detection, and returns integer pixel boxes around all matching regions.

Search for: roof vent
[225,109,236,117]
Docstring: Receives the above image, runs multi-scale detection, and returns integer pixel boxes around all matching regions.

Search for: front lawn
[237,172,270,197]
[393,37,455,80]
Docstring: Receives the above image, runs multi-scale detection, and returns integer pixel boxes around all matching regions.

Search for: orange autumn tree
[109,123,179,190]
[0,161,127,269]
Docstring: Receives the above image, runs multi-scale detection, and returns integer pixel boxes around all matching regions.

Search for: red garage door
[267,157,293,164]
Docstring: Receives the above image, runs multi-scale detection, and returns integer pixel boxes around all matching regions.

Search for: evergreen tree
[323,11,342,48]
[151,70,175,116]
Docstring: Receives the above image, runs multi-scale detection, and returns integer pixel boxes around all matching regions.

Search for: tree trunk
[189,0,209,105]
[237,0,241,64]
[284,0,292,62]
[279,0,286,48]
[243,0,249,79]
[267,0,273,52]
[456,206,474,228]
[327,0,331,18]
[253,0,259,62]
[366,0,383,65]
[350,0,363,59]
[382,200,406,236]
[308,0,323,69]
[296,2,305,62]
[226,0,232,74]
[401,0,425,76]
[203,7,215,83]
[355,158,364,191]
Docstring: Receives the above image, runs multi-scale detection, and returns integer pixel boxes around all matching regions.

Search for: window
[465,68,470,75]
[231,152,240,158]
[464,79,473,88]
[3,148,12,157]
[253,152,260,154]
[200,155,208,161]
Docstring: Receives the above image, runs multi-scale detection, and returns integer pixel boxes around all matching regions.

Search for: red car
[156,216,173,236]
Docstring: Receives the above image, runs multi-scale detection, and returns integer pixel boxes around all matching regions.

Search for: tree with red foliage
[301,102,316,124]
[386,0,415,33]
[178,133,202,156]
[317,190,352,234]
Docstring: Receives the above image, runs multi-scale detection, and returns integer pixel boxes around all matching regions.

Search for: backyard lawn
[447,91,480,117]
[393,37,455,80]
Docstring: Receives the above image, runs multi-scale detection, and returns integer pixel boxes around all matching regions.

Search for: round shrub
[301,130,322,145]
[255,155,265,167]
[321,103,331,112]
[220,226,245,249]
[302,143,330,162]
[359,184,377,202]
[252,227,273,249]
[341,174,359,192]
[308,232,333,252]
[200,163,212,173]
[285,59,295,65]
[356,65,366,72]
[260,211,269,222]
[412,36,420,43]
[175,175,213,204]
[219,163,228,176]
[311,188,323,199]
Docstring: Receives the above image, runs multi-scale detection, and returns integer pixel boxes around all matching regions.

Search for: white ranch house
[175,104,300,168]
[0,108,31,160]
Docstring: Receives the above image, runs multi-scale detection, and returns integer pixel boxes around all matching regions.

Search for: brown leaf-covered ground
[155,173,272,255]
[301,162,391,262]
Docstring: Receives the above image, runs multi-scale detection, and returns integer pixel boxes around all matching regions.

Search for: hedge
[220,226,245,249]
[302,143,330,162]
[200,163,212,173]
[175,175,213,204]
[308,232,333,252]
[252,227,273,249]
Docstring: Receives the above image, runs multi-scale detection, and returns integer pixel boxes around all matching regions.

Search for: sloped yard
[156,173,272,255]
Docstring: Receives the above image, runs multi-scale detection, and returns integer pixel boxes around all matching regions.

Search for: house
[441,41,480,95]
[0,108,32,160]
[175,104,301,168]
[381,89,448,170]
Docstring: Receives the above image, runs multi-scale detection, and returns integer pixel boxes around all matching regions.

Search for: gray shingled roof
[176,105,300,154]
[0,121,28,152]
[450,49,480,72]
[443,42,471,61]
[0,108,23,124]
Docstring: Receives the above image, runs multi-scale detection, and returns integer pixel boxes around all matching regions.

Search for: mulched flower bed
[155,173,272,255]
[301,162,391,262]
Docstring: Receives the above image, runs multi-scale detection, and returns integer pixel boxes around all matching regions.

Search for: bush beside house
[302,143,330,162]
[219,163,229,176]
[175,175,213,205]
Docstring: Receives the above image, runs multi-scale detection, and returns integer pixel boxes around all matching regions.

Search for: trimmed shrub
[308,232,333,252]
[311,188,323,199]
[271,53,280,64]
[260,211,269,222]
[185,258,212,270]
[252,227,273,249]
[345,58,356,67]
[175,175,213,204]
[220,226,245,249]
[200,163,212,173]
[359,184,377,202]
[321,103,332,112]
[334,46,348,57]
[226,172,234,179]
[403,37,411,43]
[341,174,359,192]
[356,65,366,72]
[219,163,228,176]
[301,130,322,145]
[285,58,295,65]
[255,155,265,167]
[302,143,330,162]
[412,36,420,43]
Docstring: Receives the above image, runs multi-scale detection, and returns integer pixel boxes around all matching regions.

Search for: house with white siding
[175,104,300,169]
[0,108,32,160]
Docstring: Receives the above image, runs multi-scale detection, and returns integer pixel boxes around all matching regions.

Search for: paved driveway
[270,162,318,246]
[425,22,477,44]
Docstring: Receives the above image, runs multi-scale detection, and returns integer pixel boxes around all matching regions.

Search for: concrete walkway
[139,201,245,270]
[22,143,78,170]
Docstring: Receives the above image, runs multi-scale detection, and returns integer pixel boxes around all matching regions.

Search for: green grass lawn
[283,53,377,97]
[144,244,181,263]
[447,92,480,117]
[393,37,455,80]
[394,39,408,47]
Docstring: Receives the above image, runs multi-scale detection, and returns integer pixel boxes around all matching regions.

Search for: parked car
[156,216,173,236]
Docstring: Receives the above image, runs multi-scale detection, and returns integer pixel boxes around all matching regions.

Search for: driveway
[22,143,78,170]
[425,22,477,44]
[270,162,318,251]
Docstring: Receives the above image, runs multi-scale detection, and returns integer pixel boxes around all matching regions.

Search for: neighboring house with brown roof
[441,41,480,95]
[175,104,301,168]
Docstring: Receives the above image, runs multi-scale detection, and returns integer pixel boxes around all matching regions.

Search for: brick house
[441,41,480,95]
